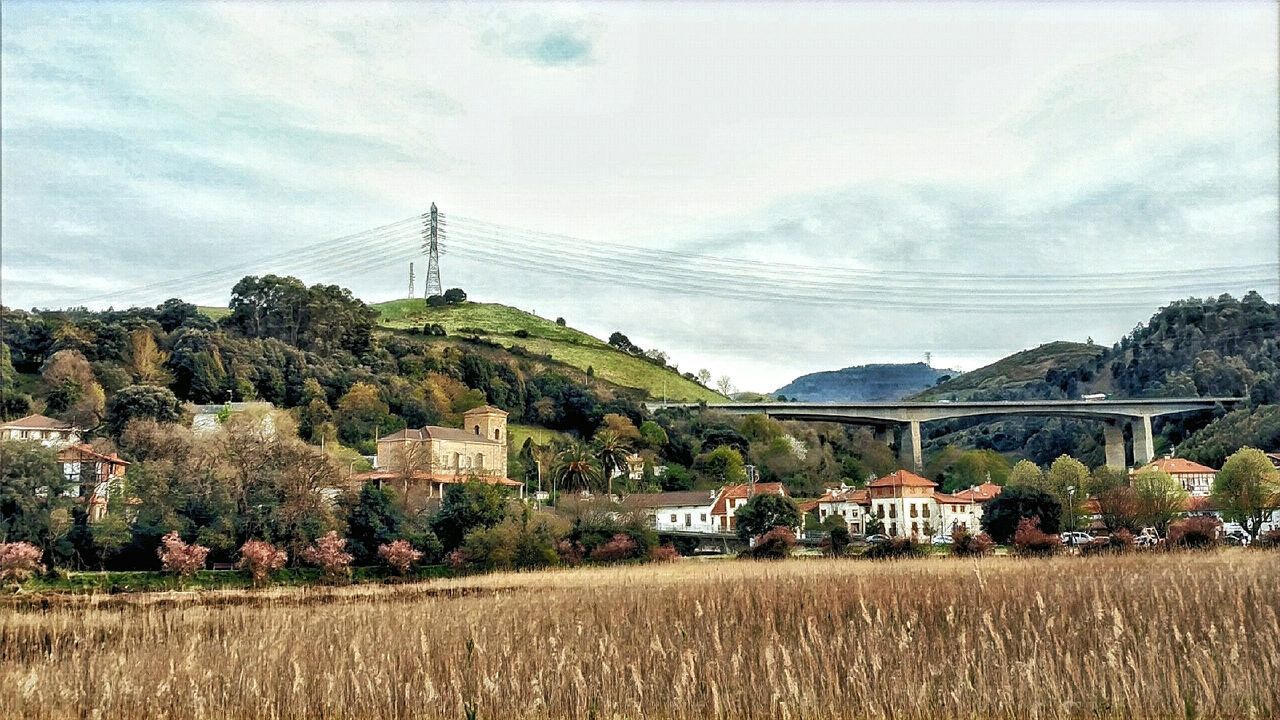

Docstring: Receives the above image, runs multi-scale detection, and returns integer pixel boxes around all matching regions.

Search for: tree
[1131,468,1188,536]
[1213,447,1280,539]
[694,445,746,485]
[301,531,353,581]
[124,328,171,385]
[592,430,631,497]
[335,382,395,452]
[237,540,288,585]
[638,420,668,449]
[442,288,467,304]
[696,369,712,387]
[0,442,71,559]
[1096,485,1141,533]
[980,485,1062,543]
[1007,460,1044,488]
[41,349,105,428]
[1045,455,1091,530]
[157,531,209,577]
[344,482,408,564]
[733,493,802,541]
[715,376,735,397]
[377,539,423,575]
[106,384,183,438]
[553,442,602,494]
[431,481,510,551]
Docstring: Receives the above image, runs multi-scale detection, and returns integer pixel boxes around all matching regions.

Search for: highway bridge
[648,398,1242,471]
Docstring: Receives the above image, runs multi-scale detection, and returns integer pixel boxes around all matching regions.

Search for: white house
[0,414,81,447]
[190,401,278,436]
[710,482,789,533]
[813,485,870,534]
[625,490,719,533]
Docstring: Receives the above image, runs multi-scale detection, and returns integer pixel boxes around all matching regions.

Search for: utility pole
[422,203,444,298]
[407,262,416,299]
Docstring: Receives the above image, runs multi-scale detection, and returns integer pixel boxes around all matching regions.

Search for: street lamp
[1066,485,1076,541]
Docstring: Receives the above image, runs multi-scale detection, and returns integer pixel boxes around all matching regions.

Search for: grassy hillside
[376,300,723,403]
[912,341,1106,401]
[197,305,230,321]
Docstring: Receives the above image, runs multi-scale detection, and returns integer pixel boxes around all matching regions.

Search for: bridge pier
[898,420,923,473]
[1103,421,1126,470]
[1132,415,1155,465]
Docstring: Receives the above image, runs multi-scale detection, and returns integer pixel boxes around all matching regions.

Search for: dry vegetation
[2,553,1278,720]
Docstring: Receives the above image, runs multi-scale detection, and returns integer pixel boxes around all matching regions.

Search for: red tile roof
[815,487,870,505]
[56,444,129,466]
[0,413,76,430]
[623,490,717,509]
[379,425,500,444]
[1136,458,1218,475]
[464,405,508,416]
[711,482,787,516]
[951,482,1004,503]
[868,470,936,489]
[933,492,973,505]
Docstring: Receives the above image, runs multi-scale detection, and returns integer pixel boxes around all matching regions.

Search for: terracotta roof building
[0,414,81,447]
[354,406,516,499]
[1134,457,1218,497]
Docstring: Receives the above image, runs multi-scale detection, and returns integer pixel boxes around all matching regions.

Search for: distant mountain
[774,363,958,402]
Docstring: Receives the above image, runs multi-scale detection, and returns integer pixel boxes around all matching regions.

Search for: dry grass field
[2,553,1277,720]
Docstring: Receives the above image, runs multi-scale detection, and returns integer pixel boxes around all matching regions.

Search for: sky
[2,1,1278,392]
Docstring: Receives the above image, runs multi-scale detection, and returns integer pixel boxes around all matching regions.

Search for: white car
[1061,531,1094,546]
[931,534,953,546]
[1223,530,1251,547]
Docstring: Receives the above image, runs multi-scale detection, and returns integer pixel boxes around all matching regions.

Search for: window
[889,505,896,519]
[877,506,885,519]
[473,425,480,435]
[910,504,918,518]
[923,504,930,518]
[670,514,677,523]
[700,513,707,522]
[684,513,691,527]
[454,452,462,468]
[476,453,485,469]
[494,428,501,440]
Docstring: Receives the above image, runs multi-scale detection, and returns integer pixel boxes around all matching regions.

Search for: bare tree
[715,375,735,397]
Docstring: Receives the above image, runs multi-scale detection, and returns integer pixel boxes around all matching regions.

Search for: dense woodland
[1,280,1277,570]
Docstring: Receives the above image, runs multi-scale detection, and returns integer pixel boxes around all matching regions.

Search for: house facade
[56,444,129,522]
[0,414,81,447]
[625,490,719,533]
[1134,457,1218,497]
[816,474,1001,538]
[711,482,789,532]
[354,405,521,498]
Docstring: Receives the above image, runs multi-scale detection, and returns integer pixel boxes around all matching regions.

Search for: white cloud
[1,1,1275,390]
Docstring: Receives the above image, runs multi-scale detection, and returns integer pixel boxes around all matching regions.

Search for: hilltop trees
[1213,447,1280,539]
[105,385,182,438]
[227,275,376,355]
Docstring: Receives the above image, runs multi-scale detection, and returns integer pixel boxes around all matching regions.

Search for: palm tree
[592,430,632,498]
[555,441,602,496]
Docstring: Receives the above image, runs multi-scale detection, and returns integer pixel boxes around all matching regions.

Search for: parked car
[1224,530,1251,546]
[1135,528,1161,548]
[865,534,890,545]
[931,534,953,546]
[1061,531,1094,546]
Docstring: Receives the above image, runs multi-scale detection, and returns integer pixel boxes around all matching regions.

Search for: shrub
[863,536,926,560]
[237,540,287,585]
[589,533,640,563]
[820,524,852,557]
[377,540,424,576]
[445,549,468,570]
[1080,530,1135,556]
[301,532,354,581]
[1255,528,1280,550]
[1012,518,1061,557]
[1168,517,1219,550]
[555,539,584,566]
[746,527,797,559]
[157,532,210,577]
[950,528,995,558]
[650,544,680,563]
[0,541,45,585]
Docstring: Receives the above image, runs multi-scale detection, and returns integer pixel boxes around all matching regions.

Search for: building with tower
[355,405,520,498]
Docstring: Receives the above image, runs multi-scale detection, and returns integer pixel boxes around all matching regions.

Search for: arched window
[454,452,462,468]
[474,425,480,435]
[494,428,501,440]
[476,453,485,469]
[909,504,918,518]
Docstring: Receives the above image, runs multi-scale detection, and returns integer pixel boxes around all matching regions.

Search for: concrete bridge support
[898,420,923,473]
[1103,421,1126,471]
[1132,415,1155,465]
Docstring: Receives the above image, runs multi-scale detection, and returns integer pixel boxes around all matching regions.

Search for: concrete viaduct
[649,398,1241,472]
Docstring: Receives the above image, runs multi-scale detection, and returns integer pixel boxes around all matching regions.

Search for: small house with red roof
[0,413,82,447]
[814,485,870,534]
[1133,457,1218,497]
[710,482,789,532]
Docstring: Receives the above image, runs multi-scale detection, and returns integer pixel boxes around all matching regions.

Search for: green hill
[912,341,1106,401]
[376,299,723,403]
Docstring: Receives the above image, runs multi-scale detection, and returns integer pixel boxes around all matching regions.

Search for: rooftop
[868,470,936,489]
[0,413,76,430]
[380,425,501,444]
[1136,457,1218,475]
[623,490,716,509]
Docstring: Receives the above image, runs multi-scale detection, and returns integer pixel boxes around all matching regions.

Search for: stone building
[356,405,520,498]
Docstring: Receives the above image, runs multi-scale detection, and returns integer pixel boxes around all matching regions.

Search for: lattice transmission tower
[422,203,444,298]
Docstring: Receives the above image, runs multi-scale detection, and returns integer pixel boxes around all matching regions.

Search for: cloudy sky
[2,1,1277,391]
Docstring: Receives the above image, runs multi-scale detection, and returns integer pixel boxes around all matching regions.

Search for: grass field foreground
[2,552,1276,719]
